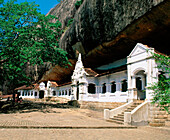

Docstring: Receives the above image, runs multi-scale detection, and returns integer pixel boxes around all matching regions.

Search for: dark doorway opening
[39,90,44,99]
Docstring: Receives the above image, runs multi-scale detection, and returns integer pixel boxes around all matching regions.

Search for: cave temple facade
[17,43,168,103]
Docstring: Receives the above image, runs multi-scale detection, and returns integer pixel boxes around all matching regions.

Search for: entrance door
[76,82,79,100]
[39,91,44,99]
[136,77,145,100]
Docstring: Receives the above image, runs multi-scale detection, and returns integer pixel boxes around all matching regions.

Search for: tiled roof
[85,68,98,77]
[50,81,58,87]
[15,85,34,90]
[58,82,72,87]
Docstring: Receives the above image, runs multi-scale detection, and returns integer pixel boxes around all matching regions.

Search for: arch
[76,82,79,100]
[133,67,146,75]
[122,80,127,92]
[69,89,71,96]
[88,83,96,94]
[102,83,106,93]
[39,90,44,99]
[35,92,37,96]
[53,91,56,96]
[111,81,116,93]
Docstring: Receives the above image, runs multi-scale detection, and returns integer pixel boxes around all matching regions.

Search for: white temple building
[17,43,167,103]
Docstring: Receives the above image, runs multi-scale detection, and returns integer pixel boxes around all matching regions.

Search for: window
[53,91,56,96]
[59,91,61,96]
[22,92,24,96]
[102,83,106,93]
[28,91,30,96]
[31,91,33,96]
[35,92,37,96]
[122,80,127,92]
[111,82,116,93]
[69,89,71,96]
[88,83,96,94]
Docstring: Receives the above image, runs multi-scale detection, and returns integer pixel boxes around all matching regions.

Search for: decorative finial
[78,53,81,61]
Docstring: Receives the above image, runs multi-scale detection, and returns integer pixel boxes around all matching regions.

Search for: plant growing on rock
[75,0,83,9]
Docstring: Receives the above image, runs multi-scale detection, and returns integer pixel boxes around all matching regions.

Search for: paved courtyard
[0,107,169,140]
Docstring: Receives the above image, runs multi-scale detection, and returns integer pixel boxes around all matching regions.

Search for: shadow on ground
[0,100,80,114]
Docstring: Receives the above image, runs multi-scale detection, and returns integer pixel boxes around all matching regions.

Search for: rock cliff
[42,0,169,81]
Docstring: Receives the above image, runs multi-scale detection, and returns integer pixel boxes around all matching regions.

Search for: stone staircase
[107,101,143,124]
[149,105,169,127]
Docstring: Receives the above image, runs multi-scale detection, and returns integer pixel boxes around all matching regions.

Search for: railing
[104,100,133,120]
[124,101,148,125]
[81,91,128,102]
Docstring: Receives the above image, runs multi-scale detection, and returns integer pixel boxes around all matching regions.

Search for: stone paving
[0,108,170,140]
[0,108,134,128]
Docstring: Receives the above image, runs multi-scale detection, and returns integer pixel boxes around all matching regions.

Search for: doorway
[76,82,79,100]
[39,90,44,99]
[135,71,146,100]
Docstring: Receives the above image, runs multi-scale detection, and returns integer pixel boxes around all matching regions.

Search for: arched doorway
[135,70,146,100]
[76,82,79,100]
[102,83,106,93]
[39,90,44,99]
[88,83,96,94]
[111,82,116,93]
[122,80,127,92]
[136,77,142,90]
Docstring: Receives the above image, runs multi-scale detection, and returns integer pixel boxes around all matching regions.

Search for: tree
[0,0,69,94]
[149,52,170,113]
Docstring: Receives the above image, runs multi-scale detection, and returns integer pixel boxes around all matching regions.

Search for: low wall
[79,101,125,111]
[81,92,128,102]
[24,97,70,103]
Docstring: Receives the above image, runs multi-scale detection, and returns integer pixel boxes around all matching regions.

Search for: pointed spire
[78,53,81,61]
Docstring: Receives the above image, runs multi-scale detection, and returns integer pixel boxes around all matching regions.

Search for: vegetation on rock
[75,0,83,9]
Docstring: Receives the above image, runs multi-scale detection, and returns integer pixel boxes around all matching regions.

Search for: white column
[106,84,111,93]
[132,75,136,88]
[141,76,145,90]
[95,86,98,94]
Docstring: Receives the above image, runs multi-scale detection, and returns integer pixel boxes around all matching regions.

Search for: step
[114,116,124,120]
[133,103,141,105]
[127,107,136,110]
[131,105,138,108]
[150,110,167,115]
[149,122,165,127]
[124,109,133,112]
[107,119,124,124]
[153,115,168,119]
[117,114,124,117]
[151,119,166,123]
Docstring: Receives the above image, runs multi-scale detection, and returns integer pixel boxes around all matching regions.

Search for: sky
[4,0,60,15]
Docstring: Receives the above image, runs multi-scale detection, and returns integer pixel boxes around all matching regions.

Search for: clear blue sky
[4,0,60,15]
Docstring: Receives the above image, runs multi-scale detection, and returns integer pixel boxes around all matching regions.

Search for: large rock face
[43,0,169,81]
[47,0,168,64]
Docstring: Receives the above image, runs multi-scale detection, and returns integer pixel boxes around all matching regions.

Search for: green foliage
[149,52,170,113]
[0,0,69,92]
[67,18,74,27]
[75,0,83,9]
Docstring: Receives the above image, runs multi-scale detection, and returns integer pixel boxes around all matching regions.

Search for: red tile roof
[85,68,98,77]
